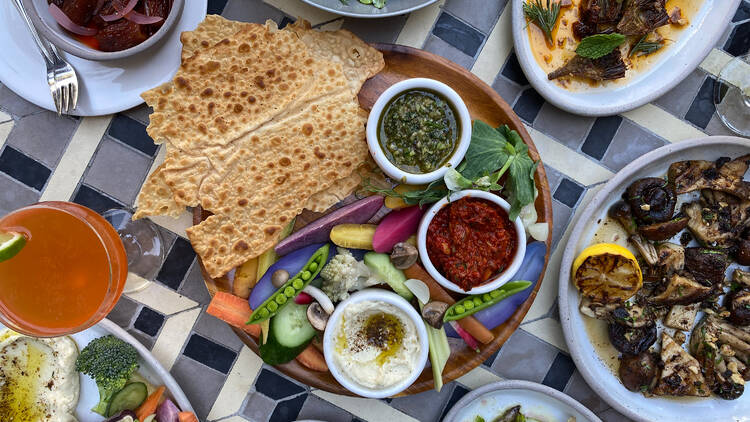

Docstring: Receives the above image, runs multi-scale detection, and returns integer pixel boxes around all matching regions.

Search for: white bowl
[417,190,527,294]
[366,78,471,184]
[323,289,429,398]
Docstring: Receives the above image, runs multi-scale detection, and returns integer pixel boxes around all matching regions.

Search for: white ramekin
[416,190,527,294]
[366,78,472,185]
[323,289,429,398]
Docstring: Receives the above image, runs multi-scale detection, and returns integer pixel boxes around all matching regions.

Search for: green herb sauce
[378,89,459,174]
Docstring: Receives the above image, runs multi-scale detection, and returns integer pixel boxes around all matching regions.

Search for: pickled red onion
[124,10,164,24]
[49,4,98,36]
[99,0,137,22]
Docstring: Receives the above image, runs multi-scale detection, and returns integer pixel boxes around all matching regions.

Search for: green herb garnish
[630,35,663,57]
[576,33,627,59]
[340,0,386,8]
[363,121,538,220]
[522,0,560,43]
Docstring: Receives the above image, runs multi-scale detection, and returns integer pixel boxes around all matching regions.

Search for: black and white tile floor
[1,0,749,420]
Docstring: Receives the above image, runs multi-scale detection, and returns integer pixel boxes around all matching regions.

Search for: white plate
[0,0,207,116]
[1,318,193,420]
[559,137,750,422]
[511,0,741,116]
[299,0,439,18]
[442,380,602,422]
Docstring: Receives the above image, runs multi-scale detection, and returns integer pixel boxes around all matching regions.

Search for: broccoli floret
[320,248,383,302]
[75,335,140,415]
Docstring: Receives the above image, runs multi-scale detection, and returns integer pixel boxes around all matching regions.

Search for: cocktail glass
[714,53,750,137]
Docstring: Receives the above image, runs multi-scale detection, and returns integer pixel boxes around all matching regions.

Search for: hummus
[332,300,421,389]
[0,329,80,422]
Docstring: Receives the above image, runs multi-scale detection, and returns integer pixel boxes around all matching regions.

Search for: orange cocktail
[0,202,127,336]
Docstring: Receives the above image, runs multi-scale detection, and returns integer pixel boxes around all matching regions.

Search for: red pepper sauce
[426,197,517,291]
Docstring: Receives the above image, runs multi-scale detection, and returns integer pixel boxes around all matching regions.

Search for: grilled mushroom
[668,155,750,199]
[421,301,449,329]
[619,352,659,392]
[608,200,659,265]
[617,0,669,36]
[649,273,712,306]
[609,321,657,355]
[684,247,729,286]
[625,177,677,223]
[729,289,750,326]
[638,214,688,241]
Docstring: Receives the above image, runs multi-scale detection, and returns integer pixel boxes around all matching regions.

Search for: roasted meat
[548,50,627,81]
[619,351,659,392]
[653,332,710,397]
[684,247,728,286]
[668,155,750,200]
[616,0,670,37]
[140,0,170,34]
[649,272,712,306]
[625,177,677,223]
[573,0,626,38]
[95,20,148,52]
[58,0,99,26]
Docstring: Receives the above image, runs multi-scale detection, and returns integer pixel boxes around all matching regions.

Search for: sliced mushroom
[638,214,688,241]
[307,302,329,331]
[664,303,699,331]
[390,242,419,269]
[734,269,750,288]
[496,405,522,422]
[608,321,657,355]
[625,177,677,223]
[271,269,290,288]
[684,247,729,286]
[421,301,449,329]
[691,315,748,399]
[609,200,639,235]
[619,352,658,392]
[668,154,750,199]
[729,289,750,326]
[655,242,685,275]
[649,273,712,306]
[654,332,710,397]
[737,238,750,266]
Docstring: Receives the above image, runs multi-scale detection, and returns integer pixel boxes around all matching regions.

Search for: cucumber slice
[363,252,414,300]
[273,302,316,348]
[259,302,315,364]
[106,382,148,417]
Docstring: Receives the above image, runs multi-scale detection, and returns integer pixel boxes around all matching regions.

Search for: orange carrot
[136,385,165,422]
[404,263,495,344]
[178,412,199,422]
[206,292,261,338]
[296,344,328,372]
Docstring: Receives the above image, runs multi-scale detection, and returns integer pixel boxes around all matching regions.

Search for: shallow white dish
[322,288,429,399]
[417,189,527,294]
[442,380,602,422]
[511,0,741,116]
[0,0,206,116]
[366,78,472,185]
[559,136,750,422]
[300,0,439,19]
[0,318,193,421]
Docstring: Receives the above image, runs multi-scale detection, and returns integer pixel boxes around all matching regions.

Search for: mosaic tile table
[1,1,749,421]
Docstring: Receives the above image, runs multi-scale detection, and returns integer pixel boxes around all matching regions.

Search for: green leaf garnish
[629,35,663,57]
[522,0,561,43]
[576,33,626,59]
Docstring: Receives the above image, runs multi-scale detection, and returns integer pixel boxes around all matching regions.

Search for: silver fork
[12,0,79,115]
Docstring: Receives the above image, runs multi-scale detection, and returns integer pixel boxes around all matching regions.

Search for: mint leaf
[576,33,626,59]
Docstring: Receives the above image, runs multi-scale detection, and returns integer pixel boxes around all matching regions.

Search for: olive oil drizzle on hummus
[360,313,405,366]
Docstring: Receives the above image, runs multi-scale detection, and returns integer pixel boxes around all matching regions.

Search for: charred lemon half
[572,243,642,303]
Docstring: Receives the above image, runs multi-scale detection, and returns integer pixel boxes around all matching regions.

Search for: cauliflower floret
[320,248,383,302]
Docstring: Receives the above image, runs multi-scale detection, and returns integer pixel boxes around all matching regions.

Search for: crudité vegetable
[444,281,532,322]
[365,121,537,219]
[471,241,546,330]
[363,252,414,300]
[156,399,180,422]
[296,344,328,372]
[178,411,199,422]
[106,382,147,417]
[206,292,261,337]
[233,257,258,299]
[274,195,383,256]
[136,385,165,422]
[257,220,295,278]
[384,184,425,209]
[248,244,329,324]
[249,243,330,310]
[75,335,140,415]
[330,224,377,250]
[372,206,425,253]
[259,302,316,365]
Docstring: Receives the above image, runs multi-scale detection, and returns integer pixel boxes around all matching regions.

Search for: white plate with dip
[0,0,206,116]
[0,318,193,421]
[511,0,741,116]
[442,380,601,422]
[558,137,750,422]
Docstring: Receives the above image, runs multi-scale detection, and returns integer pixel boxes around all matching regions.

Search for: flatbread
[132,164,184,219]
[136,20,378,277]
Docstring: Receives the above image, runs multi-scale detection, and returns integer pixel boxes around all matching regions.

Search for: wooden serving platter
[193,44,553,396]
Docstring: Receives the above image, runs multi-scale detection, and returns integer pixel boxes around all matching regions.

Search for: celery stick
[425,322,450,392]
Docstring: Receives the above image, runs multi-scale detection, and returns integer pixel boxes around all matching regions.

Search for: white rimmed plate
[511,0,741,116]
[0,0,206,116]
[559,136,750,422]
[300,0,438,18]
[442,380,602,422]
[0,318,193,420]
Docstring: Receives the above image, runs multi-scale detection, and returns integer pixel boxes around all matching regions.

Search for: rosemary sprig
[629,35,663,57]
[523,0,561,43]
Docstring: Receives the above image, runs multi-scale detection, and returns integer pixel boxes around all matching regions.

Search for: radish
[372,206,425,253]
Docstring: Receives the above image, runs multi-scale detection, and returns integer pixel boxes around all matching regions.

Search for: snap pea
[248,244,330,324]
[443,281,532,322]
